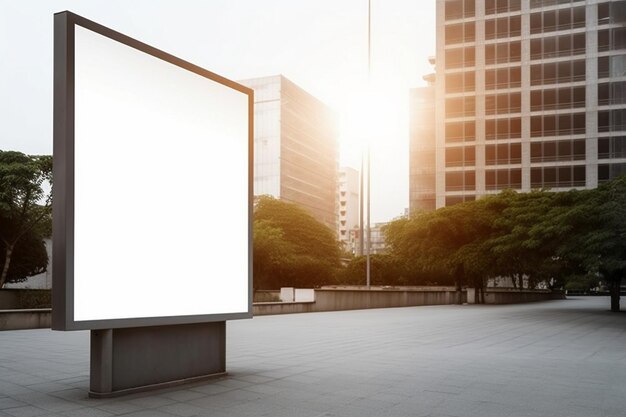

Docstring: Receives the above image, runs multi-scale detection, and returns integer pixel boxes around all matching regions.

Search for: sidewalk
[0,297,625,417]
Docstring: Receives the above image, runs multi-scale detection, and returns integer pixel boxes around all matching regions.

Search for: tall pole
[366,0,372,289]
[359,151,364,256]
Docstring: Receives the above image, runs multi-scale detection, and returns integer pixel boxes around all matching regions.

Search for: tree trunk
[0,244,15,289]
[610,277,621,312]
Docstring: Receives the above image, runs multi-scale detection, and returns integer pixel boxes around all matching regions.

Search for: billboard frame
[52,11,254,331]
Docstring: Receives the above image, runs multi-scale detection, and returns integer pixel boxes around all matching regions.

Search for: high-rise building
[241,75,339,230]
[436,0,626,208]
[338,167,360,250]
[348,222,388,255]
[409,64,437,213]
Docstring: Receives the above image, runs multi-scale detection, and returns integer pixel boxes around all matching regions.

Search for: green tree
[253,196,341,289]
[554,176,626,311]
[0,151,52,288]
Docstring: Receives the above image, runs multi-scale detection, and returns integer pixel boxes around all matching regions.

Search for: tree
[253,196,341,289]
[0,151,52,288]
[554,177,626,312]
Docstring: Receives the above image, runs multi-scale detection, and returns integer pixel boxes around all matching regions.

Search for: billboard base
[89,321,226,398]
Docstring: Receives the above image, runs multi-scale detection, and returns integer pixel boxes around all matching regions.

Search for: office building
[338,167,360,250]
[437,0,626,207]
[409,64,437,213]
[241,75,339,230]
[349,222,388,255]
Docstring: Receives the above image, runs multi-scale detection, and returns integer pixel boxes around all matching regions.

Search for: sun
[337,83,408,161]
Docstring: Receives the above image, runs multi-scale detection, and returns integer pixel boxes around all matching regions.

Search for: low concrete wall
[253,301,316,316]
[0,289,52,309]
[0,309,51,330]
[483,289,566,304]
[254,288,466,316]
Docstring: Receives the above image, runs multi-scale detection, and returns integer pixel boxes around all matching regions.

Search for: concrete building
[338,167,360,250]
[436,0,626,207]
[409,65,437,213]
[349,222,388,255]
[241,75,339,230]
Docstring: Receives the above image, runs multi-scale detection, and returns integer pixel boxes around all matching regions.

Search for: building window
[486,117,521,140]
[446,72,475,93]
[531,34,586,60]
[598,136,626,159]
[531,86,585,111]
[599,109,626,133]
[486,0,521,15]
[445,171,476,192]
[531,60,585,86]
[599,163,626,183]
[531,113,585,137]
[485,142,521,165]
[446,97,475,118]
[598,82,626,106]
[445,0,475,20]
[486,66,521,90]
[531,165,585,188]
[446,121,475,143]
[486,92,522,115]
[486,168,522,190]
[599,1,626,25]
[486,41,521,65]
[445,22,476,45]
[530,6,585,34]
[530,139,585,163]
[446,146,476,167]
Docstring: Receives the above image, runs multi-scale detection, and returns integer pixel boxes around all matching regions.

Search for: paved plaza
[0,297,625,417]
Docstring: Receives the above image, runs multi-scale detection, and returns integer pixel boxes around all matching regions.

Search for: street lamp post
[365,0,372,289]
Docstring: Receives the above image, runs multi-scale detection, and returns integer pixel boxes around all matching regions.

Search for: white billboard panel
[53,13,252,329]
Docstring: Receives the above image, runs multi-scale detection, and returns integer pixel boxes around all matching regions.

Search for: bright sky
[0,0,435,223]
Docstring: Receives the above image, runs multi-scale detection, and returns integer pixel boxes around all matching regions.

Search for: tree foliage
[0,151,52,288]
[253,196,341,289]
[384,176,626,310]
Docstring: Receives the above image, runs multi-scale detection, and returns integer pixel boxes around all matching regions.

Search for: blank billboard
[52,12,252,330]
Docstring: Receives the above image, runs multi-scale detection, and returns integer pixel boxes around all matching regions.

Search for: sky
[0,0,436,223]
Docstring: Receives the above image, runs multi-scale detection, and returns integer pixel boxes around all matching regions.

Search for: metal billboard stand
[52,11,253,397]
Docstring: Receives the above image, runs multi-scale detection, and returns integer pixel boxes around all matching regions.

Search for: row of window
[599,136,626,159]
[530,0,585,8]
[598,1,626,25]
[486,92,521,115]
[445,22,475,45]
[531,114,585,137]
[446,47,475,69]
[531,139,585,163]
[486,118,522,140]
[486,66,521,90]
[598,28,626,52]
[486,143,521,165]
[599,163,626,182]
[445,171,476,191]
[485,41,521,65]
[530,33,586,60]
[445,140,588,167]
[598,55,626,79]
[486,0,521,15]
[446,165,587,191]
[447,116,626,141]
[599,82,626,106]
[445,146,476,167]
[599,110,626,133]
[486,169,522,190]
[531,165,586,188]
[530,7,585,35]
[530,86,586,111]
[446,97,475,118]
[445,0,475,20]
[486,16,521,40]
[445,195,475,206]
[531,60,585,86]
[445,72,476,93]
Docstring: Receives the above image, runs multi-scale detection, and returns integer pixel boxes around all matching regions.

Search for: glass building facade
[436,0,626,207]
[241,75,339,230]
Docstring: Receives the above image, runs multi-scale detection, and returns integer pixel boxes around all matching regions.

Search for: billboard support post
[89,322,226,398]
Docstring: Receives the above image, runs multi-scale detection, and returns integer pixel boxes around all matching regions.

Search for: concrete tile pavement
[0,297,625,416]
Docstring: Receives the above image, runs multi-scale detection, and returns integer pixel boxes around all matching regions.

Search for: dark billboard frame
[52,11,254,331]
